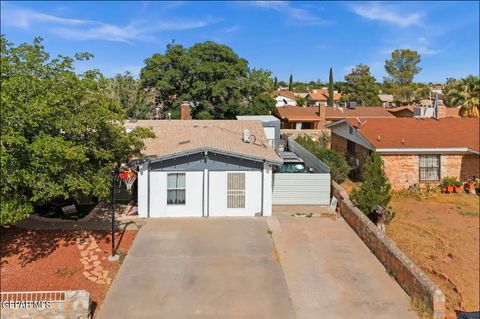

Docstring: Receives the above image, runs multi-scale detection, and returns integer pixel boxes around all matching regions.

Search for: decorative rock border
[332,181,446,319]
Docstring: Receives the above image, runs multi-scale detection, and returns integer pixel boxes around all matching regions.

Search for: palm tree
[446,75,480,118]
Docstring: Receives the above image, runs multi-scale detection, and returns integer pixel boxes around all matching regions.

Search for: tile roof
[342,118,480,152]
[125,120,282,164]
[307,89,342,101]
[274,105,393,122]
[273,90,298,100]
[325,107,394,119]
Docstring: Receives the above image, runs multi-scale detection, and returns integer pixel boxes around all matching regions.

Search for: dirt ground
[0,226,138,317]
[387,193,480,316]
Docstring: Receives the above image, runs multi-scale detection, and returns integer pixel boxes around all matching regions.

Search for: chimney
[180,102,191,120]
[319,104,326,126]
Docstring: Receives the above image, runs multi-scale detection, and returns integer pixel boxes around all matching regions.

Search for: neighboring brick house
[326,118,480,189]
[273,105,393,130]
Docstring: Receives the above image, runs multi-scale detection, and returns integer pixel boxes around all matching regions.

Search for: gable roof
[327,118,480,153]
[273,105,393,122]
[273,90,298,100]
[125,120,282,164]
[307,89,342,101]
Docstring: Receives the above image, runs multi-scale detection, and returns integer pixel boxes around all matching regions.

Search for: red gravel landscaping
[0,225,137,317]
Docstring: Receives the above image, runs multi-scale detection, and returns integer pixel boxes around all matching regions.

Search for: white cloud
[252,1,330,26]
[1,4,218,43]
[351,2,423,27]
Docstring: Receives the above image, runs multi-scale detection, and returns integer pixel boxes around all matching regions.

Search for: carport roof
[125,120,283,164]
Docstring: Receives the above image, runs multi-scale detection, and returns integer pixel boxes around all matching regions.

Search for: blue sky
[2,1,479,83]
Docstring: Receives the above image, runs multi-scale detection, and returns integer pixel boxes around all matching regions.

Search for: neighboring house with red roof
[273,105,393,130]
[306,88,342,107]
[273,90,298,107]
[326,118,480,189]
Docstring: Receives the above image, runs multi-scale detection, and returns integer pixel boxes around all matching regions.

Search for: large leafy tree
[443,75,480,118]
[384,49,422,103]
[107,72,152,119]
[1,36,154,224]
[140,41,274,119]
[341,64,381,106]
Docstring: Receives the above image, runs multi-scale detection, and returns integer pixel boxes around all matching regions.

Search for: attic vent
[179,140,190,145]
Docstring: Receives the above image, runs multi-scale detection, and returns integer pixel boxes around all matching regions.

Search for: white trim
[376,147,478,154]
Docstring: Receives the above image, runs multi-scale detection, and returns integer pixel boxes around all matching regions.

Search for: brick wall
[1,290,91,319]
[383,154,480,190]
[330,133,370,177]
[331,182,446,319]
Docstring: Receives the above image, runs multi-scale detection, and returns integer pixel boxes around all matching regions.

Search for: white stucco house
[125,120,283,217]
[273,90,298,107]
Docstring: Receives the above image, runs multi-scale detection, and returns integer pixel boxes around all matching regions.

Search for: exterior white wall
[208,171,263,217]
[275,96,297,107]
[137,165,274,217]
[149,171,204,217]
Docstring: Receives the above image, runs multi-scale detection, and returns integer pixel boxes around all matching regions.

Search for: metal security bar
[1,291,66,303]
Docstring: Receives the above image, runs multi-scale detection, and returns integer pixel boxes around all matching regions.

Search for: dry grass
[387,193,479,316]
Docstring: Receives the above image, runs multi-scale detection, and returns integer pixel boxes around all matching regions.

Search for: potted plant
[465,179,476,191]
[441,176,457,193]
[453,180,463,193]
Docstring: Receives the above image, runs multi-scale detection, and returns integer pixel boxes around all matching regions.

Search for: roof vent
[401,137,405,144]
[377,135,381,141]
[243,129,250,143]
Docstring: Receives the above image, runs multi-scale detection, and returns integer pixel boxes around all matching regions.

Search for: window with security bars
[167,173,186,205]
[419,155,440,181]
[227,173,246,208]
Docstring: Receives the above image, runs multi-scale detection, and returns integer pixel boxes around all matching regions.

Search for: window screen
[227,173,245,208]
[167,173,186,204]
[419,155,440,181]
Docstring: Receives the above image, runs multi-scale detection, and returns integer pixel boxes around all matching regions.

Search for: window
[227,173,245,208]
[167,173,186,205]
[347,140,356,156]
[419,155,440,181]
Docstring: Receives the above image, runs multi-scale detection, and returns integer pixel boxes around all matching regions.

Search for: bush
[440,176,458,188]
[351,152,393,221]
[296,136,350,183]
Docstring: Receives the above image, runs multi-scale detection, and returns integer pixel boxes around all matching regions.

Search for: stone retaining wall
[332,181,446,319]
[1,290,91,319]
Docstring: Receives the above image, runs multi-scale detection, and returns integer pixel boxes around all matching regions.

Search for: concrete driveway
[98,218,295,319]
[98,216,417,319]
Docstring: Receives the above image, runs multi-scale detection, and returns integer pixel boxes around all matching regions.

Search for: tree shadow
[0,226,112,267]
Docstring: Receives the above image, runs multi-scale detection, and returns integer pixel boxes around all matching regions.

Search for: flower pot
[446,185,454,193]
[454,186,463,193]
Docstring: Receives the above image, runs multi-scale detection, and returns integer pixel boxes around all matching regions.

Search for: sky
[2,1,479,83]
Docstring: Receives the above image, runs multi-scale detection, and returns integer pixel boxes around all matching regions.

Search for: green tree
[296,136,350,183]
[351,152,393,220]
[328,67,334,106]
[140,41,272,119]
[273,76,278,89]
[289,74,293,91]
[297,96,306,106]
[341,64,381,106]
[384,49,422,103]
[443,75,480,118]
[108,72,152,119]
[0,36,154,224]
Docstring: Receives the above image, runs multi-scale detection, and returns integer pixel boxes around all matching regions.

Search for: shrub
[296,135,350,183]
[351,152,393,221]
[440,176,458,188]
